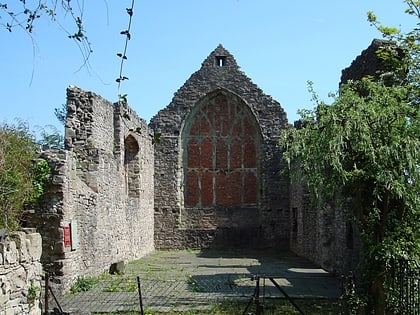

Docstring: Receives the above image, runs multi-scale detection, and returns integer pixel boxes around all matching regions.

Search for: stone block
[11,266,26,290]
[10,232,29,263]
[3,241,17,265]
[24,234,42,262]
[109,261,125,275]
[5,297,21,313]
[0,276,10,304]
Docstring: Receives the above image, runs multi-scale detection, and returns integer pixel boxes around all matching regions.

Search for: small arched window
[124,135,140,197]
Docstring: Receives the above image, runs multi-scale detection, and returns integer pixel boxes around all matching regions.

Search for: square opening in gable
[216,56,226,66]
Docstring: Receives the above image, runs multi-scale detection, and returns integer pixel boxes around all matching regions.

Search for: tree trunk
[371,270,386,314]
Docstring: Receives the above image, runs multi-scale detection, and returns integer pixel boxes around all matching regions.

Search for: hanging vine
[0,1,93,66]
[116,0,135,102]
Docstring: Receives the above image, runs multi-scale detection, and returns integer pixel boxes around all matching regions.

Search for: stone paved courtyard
[53,250,342,313]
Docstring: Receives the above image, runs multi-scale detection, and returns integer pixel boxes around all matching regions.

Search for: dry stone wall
[0,230,43,315]
[26,87,155,293]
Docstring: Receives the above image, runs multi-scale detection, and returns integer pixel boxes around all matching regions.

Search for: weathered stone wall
[289,181,360,274]
[0,230,43,315]
[151,45,289,250]
[341,39,403,84]
[26,87,155,293]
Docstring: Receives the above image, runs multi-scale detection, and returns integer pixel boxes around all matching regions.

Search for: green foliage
[150,132,161,145]
[103,278,137,293]
[280,3,420,310]
[54,104,67,126]
[36,125,64,149]
[27,280,40,304]
[340,274,368,314]
[280,77,419,311]
[0,121,50,231]
[118,94,128,102]
[116,2,135,96]
[368,1,420,92]
[31,159,50,199]
[69,276,98,294]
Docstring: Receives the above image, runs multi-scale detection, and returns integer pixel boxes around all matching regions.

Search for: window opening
[124,135,140,197]
[184,93,259,208]
[292,207,298,240]
[216,56,226,66]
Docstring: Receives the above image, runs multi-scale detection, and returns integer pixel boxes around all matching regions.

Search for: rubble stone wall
[27,87,155,293]
[151,45,290,249]
[0,230,43,315]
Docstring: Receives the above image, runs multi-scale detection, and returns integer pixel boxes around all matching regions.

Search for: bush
[0,121,50,231]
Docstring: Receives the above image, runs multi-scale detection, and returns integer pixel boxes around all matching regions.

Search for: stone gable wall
[0,230,43,315]
[151,45,290,249]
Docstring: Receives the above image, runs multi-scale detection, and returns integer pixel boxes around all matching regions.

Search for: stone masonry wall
[26,87,155,293]
[151,45,289,249]
[289,181,360,274]
[0,230,43,315]
[341,39,403,84]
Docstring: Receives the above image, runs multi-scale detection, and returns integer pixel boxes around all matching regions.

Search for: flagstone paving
[52,250,342,313]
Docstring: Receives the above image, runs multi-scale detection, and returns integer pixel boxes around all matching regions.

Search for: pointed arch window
[124,135,140,197]
[183,91,261,208]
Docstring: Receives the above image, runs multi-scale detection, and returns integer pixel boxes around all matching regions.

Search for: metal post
[44,273,49,315]
[254,276,263,315]
[137,276,144,315]
[269,277,305,315]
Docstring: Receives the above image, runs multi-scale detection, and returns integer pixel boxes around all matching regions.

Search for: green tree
[0,121,50,231]
[279,1,420,313]
[36,125,64,149]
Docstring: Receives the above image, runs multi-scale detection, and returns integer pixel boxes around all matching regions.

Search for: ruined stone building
[150,45,289,250]
[27,90,155,291]
[27,41,385,291]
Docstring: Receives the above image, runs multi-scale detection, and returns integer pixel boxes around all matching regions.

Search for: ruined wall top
[340,39,403,84]
[150,44,288,139]
[65,85,150,154]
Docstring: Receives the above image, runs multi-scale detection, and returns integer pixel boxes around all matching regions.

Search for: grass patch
[69,276,98,294]
[103,278,138,292]
[93,299,341,314]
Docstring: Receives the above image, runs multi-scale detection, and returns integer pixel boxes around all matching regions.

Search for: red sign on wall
[64,226,71,247]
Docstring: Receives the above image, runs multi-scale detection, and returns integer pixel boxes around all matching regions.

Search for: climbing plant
[116,0,135,99]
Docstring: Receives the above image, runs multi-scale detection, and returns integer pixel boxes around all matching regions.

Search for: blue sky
[0,1,414,134]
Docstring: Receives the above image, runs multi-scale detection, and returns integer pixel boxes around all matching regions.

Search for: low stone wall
[0,229,43,315]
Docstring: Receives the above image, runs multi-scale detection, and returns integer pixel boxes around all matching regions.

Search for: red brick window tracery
[184,93,259,207]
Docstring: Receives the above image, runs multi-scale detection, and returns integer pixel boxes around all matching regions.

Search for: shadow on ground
[52,249,342,313]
